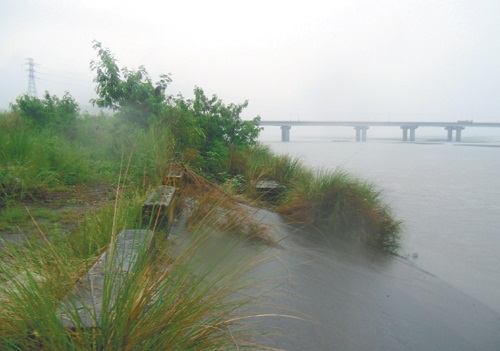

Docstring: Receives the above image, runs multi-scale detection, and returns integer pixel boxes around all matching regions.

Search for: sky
[1,0,500,122]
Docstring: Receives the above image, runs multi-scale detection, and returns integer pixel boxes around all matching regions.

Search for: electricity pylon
[26,58,38,97]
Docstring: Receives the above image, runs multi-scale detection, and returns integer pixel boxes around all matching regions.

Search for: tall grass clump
[130,126,177,189]
[279,169,402,252]
[0,199,133,349]
[0,143,142,344]
[91,123,177,190]
[241,145,307,186]
[229,145,402,253]
[67,230,262,350]
[71,113,119,182]
[182,167,273,245]
[0,113,33,164]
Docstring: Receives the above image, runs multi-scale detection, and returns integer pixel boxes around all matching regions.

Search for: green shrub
[10,92,79,137]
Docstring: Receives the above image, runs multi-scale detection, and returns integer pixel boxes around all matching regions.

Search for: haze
[1,0,500,122]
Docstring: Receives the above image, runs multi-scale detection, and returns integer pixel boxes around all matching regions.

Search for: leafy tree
[175,87,261,175]
[11,92,79,134]
[89,42,262,177]
[90,41,171,128]
[188,87,261,149]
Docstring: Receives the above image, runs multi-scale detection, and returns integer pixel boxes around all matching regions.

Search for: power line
[38,76,93,90]
[35,64,95,94]
[37,65,94,84]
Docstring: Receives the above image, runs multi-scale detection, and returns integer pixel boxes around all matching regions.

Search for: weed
[183,168,274,245]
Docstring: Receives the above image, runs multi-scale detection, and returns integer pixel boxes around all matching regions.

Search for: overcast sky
[1,0,500,122]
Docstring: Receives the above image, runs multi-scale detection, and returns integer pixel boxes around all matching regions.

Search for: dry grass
[182,167,276,246]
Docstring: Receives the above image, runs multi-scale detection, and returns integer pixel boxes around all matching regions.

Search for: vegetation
[11,91,79,136]
[0,192,263,350]
[90,41,171,129]
[223,144,402,252]
[171,87,261,178]
[0,42,402,349]
[0,113,94,207]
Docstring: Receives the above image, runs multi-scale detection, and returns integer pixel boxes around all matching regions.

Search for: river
[260,126,500,313]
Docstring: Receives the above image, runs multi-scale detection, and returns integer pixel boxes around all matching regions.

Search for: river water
[260,126,500,313]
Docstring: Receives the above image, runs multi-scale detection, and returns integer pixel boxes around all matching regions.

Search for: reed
[183,167,274,245]
[0,113,96,206]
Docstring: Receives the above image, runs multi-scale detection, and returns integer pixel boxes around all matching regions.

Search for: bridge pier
[354,126,369,142]
[410,127,417,142]
[456,127,464,142]
[446,127,453,141]
[401,126,418,142]
[281,125,291,142]
[445,126,465,142]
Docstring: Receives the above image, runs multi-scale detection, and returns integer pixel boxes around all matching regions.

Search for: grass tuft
[183,167,274,246]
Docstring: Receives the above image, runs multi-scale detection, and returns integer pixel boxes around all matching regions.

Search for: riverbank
[0,156,402,349]
[0,63,403,347]
[2,152,498,349]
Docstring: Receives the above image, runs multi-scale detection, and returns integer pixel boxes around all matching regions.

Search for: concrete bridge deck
[258,120,500,142]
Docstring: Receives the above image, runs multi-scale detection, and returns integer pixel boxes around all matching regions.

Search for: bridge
[258,120,500,142]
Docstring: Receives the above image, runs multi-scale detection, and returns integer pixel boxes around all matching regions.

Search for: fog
[1,0,500,122]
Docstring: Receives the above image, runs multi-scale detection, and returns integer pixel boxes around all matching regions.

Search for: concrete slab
[142,185,177,228]
[252,180,286,197]
[58,229,153,328]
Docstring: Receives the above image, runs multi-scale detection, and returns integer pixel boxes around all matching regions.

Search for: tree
[174,87,261,175]
[189,87,261,149]
[89,42,262,177]
[90,41,171,128]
